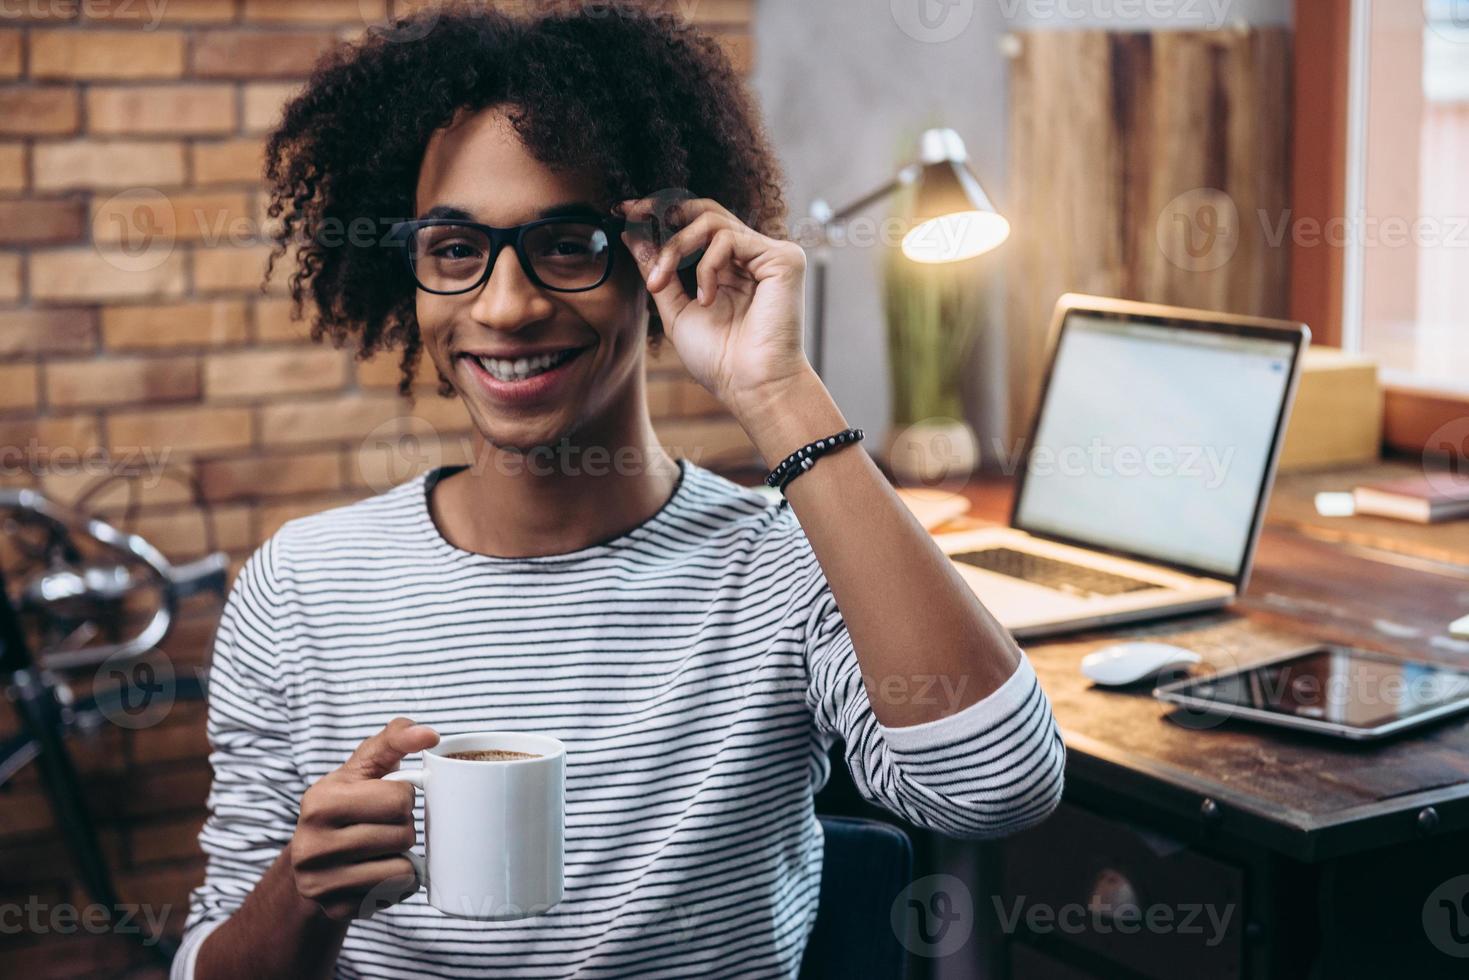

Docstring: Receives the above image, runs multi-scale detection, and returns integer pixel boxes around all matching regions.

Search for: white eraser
[1451,614,1469,640]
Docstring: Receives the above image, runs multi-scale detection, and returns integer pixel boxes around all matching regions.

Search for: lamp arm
[810,163,921,236]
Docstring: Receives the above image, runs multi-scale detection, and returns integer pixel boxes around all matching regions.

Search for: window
[1349,1,1469,393]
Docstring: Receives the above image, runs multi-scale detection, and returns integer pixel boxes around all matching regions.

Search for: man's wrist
[729,368,851,469]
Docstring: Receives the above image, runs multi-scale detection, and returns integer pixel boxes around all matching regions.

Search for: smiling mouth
[461,347,586,382]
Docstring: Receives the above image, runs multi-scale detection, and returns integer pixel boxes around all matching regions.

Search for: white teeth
[473,349,575,382]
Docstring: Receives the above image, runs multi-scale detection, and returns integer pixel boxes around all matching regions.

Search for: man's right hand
[289,717,440,922]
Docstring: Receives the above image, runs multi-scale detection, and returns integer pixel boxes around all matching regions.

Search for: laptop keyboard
[951,547,1162,597]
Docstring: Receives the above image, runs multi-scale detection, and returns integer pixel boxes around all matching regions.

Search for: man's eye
[431,242,482,260]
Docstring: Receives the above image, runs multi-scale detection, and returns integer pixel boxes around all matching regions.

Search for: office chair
[798,815,914,980]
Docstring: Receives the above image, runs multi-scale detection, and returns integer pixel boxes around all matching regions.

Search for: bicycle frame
[0,490,226,964]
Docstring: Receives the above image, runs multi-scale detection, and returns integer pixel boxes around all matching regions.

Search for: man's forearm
[733,368,1021,728]
[194,848,349,980]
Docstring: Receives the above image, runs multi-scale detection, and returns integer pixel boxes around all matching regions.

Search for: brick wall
[0,2,756,974]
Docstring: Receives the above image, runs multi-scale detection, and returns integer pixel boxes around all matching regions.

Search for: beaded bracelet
[764,427,865,496]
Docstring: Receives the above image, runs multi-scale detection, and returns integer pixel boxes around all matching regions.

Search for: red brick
[29,29,186,79]
[193,29,339,77]
[198,448,342,501]
[0,252,21,303]
[205,346,348,399]
[0,30,20,78]
[0,87,79,135]
[91,190,253,246]
[0,308,98,358]
[47,355,200,408]
[0,144,25,192]
[87,84,236,136]
[83,0,236,24]
[109,404,254,455]
[0,416,105,472]
[193,243,277,293]
[0,364,38,412]
[245,0,386,23]
[129,502,252,556]
[357,348,443,389]
[0,199,86,245]
[242,80,301,133]
[102,299,250,350]
[190,137,266,186]
[33,140,186,191]
[253,297,311,341]
[30,247,186,303]
[258,392,402,445]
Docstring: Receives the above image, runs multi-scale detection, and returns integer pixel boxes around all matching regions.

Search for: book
[1352,474,1469,524]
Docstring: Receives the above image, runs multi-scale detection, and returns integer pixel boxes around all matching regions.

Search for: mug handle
[383,769,428,891]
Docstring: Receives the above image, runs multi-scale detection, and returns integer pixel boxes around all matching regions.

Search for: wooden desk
[929,462,1469,979]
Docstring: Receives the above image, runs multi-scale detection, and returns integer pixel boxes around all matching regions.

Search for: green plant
[881,204,986,426]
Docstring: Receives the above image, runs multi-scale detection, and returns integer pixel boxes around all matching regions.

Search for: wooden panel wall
[1006,28,1292,438]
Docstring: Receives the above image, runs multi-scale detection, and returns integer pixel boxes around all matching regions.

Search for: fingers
[295,856,419,922]
[342,716,439,780]
[697,229,736,306]
[301,777,416,828]
[292,822,417,871]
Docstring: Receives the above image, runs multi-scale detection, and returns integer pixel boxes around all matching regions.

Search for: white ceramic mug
[384,731,565,919]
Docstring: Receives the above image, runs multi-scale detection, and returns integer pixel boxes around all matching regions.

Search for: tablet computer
[1153,645,1469,741]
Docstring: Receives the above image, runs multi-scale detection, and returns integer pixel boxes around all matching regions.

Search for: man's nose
[467,242,555,332]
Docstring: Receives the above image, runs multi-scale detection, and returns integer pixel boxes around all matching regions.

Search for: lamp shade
[901,129,1010,263]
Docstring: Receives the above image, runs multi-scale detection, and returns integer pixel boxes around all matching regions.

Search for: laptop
[937,294,1310,639]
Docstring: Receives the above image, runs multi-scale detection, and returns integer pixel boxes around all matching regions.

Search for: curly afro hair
[261,0,789,399]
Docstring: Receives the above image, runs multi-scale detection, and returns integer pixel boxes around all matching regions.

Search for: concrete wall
[751,0,1294,446]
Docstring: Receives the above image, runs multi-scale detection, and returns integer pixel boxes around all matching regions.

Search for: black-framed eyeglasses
[388,215,628,295]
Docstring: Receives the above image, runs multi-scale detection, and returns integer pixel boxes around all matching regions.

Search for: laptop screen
[1012,309,1301,581]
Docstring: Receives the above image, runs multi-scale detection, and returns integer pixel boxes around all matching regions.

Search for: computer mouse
[1080,642,1202,687]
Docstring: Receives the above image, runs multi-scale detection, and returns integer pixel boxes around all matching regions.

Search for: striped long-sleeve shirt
[173,459,1065,979]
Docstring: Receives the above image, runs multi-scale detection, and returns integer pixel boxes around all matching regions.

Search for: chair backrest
[798,815,913,980]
